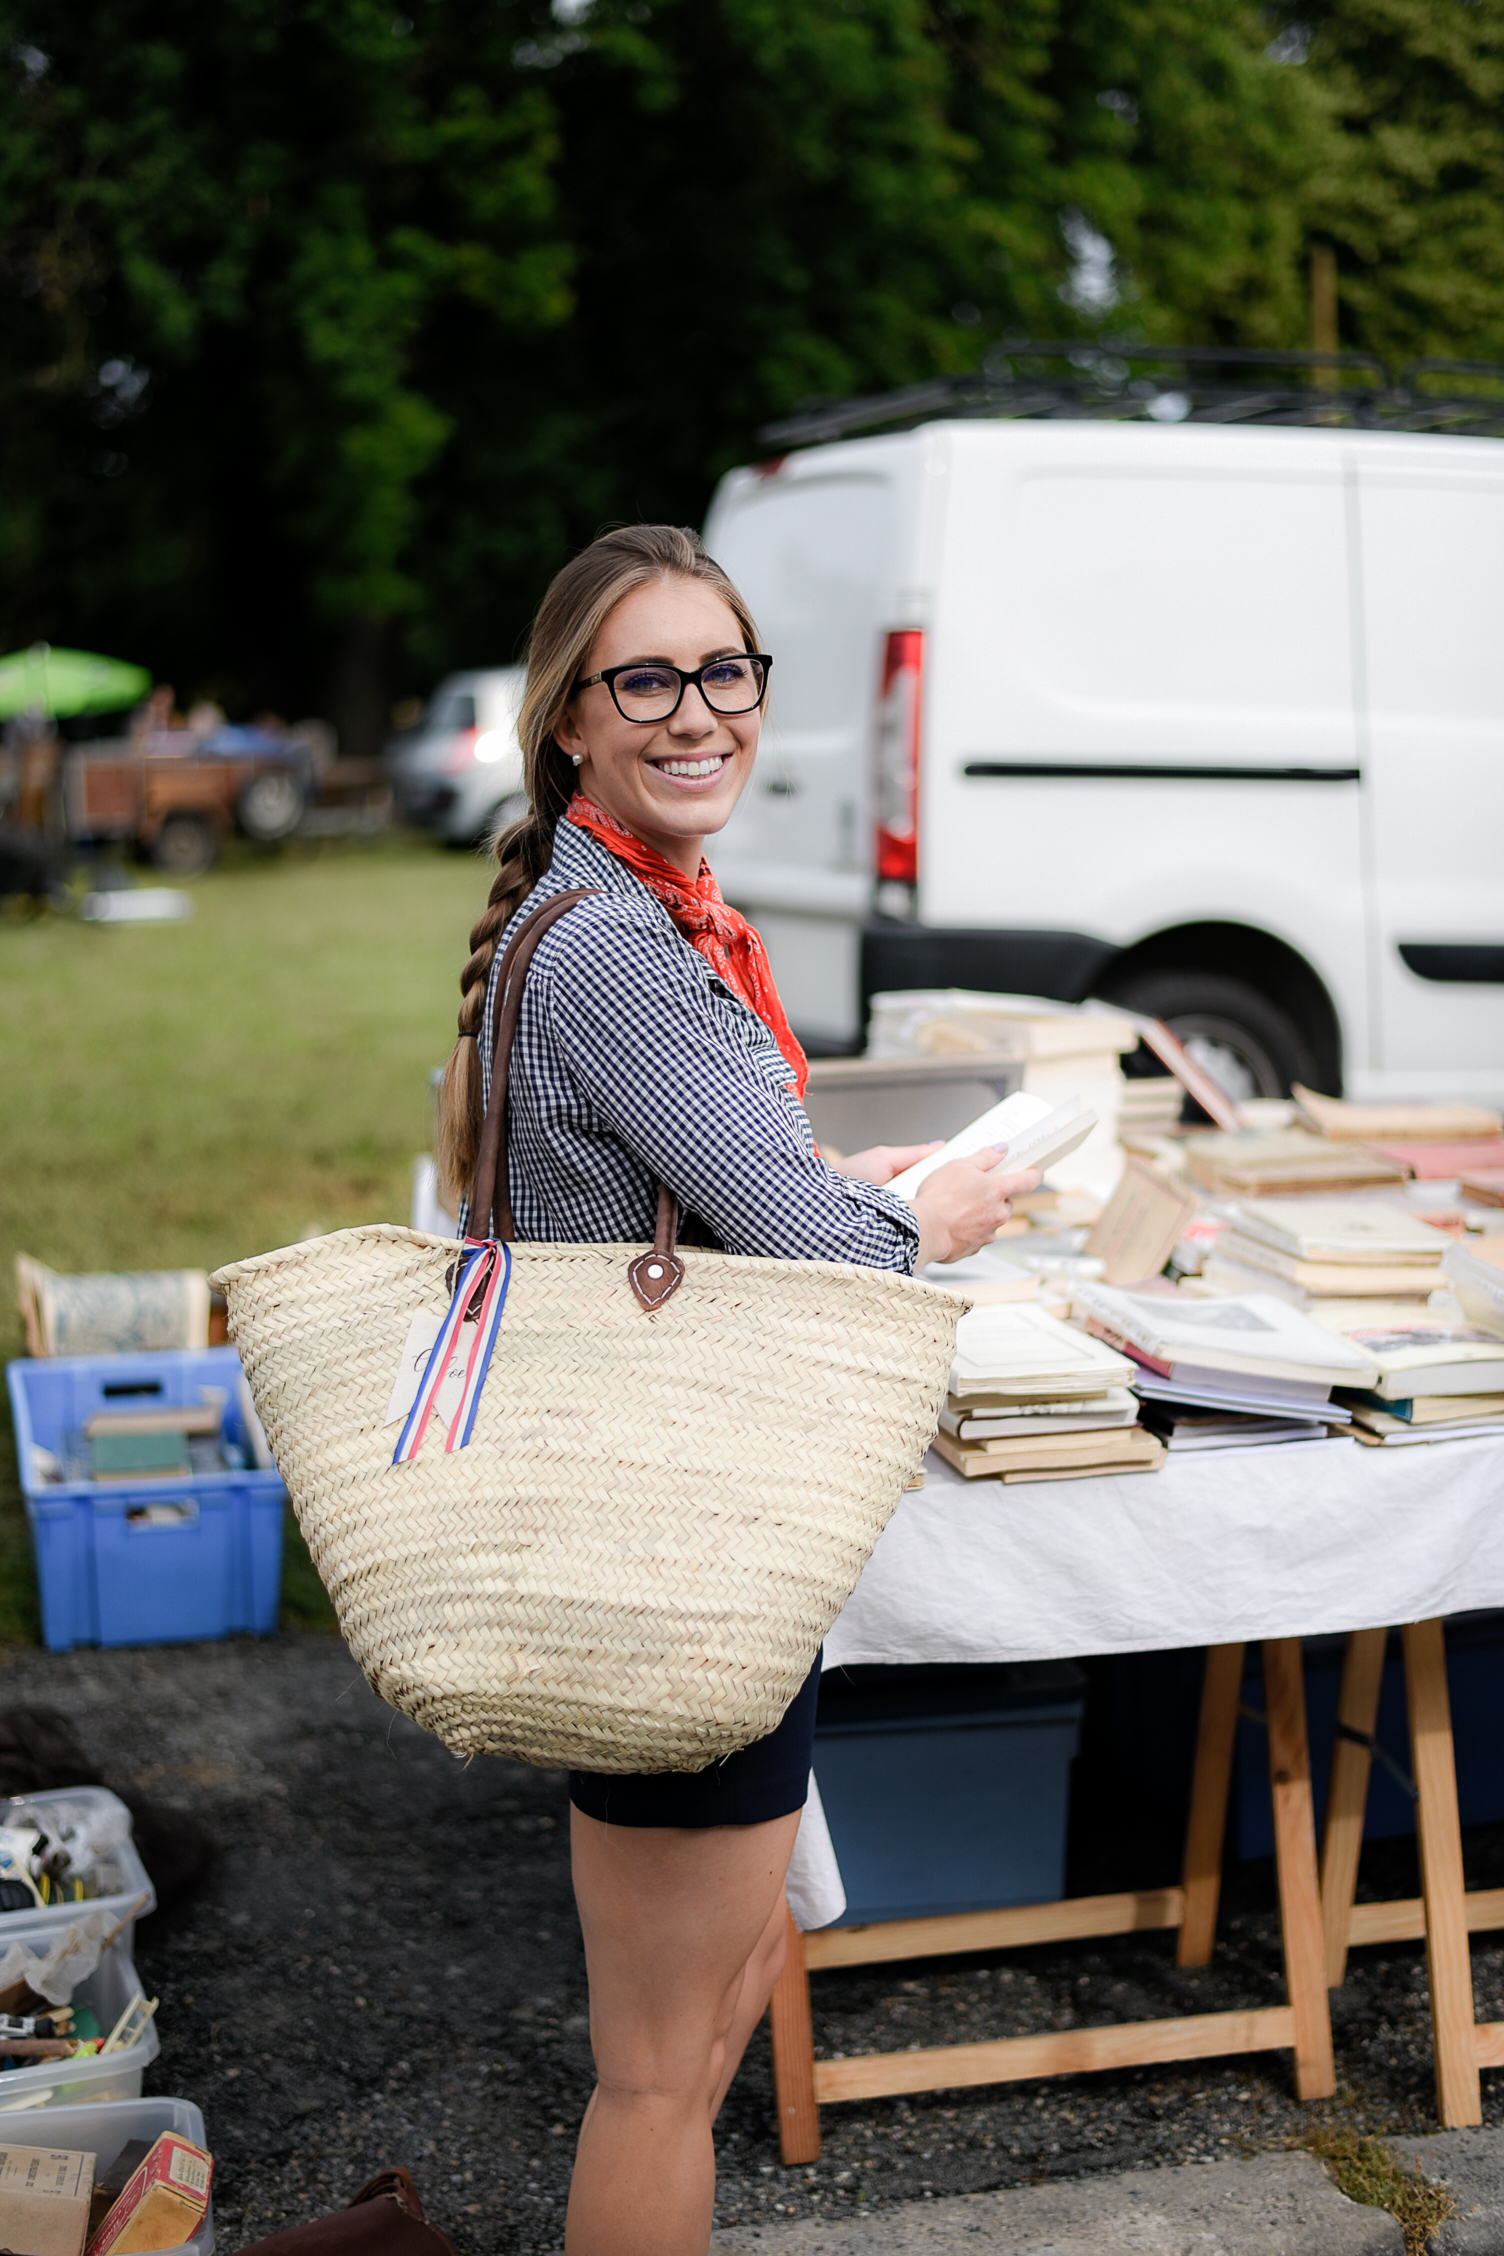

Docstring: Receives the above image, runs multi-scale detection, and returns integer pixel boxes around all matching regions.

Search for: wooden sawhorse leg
[1319,1619,1504,2126]
[765,1637,1337,2156]
[1320,1625,1386,1986]
[1264,1637,1336,2099]
[1178,1642,1245,1967]
[769,1906,820,2163]
[1405,1619,1482,2126]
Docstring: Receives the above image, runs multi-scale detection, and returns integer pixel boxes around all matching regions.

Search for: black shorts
[568,1652,821,1829]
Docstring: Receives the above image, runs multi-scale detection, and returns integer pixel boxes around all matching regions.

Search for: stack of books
[1118,1077,1185,1140]
[1183,1129,1407,1198]
[1201,1198,1453,1307]
[1313,1307,1504,1446]
[1071,1281,1381,1453]
[1289,1086,1504,1184]
[933,1305,1165,1481]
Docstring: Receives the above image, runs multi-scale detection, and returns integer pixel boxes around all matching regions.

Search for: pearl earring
[570,752,583,766]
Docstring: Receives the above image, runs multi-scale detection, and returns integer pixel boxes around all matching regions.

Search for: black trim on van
[963,761,1363,784]
[1398,943,1504,984]
[861,922,1119,1021]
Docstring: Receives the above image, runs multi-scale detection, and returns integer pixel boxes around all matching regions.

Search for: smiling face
[553,575,762,877]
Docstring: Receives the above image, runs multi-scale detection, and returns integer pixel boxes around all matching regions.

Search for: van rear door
[705,445,920,1045]
[1355,442,1504,1097]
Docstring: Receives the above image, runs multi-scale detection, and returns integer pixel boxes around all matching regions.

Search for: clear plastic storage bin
[0,1920,160,2110]
[0,1788,156,1947]
[7,1347,286,1650]
[1,2096,214,2256]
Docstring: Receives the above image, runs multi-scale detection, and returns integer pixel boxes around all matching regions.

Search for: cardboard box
[0,2142,96,2256]
[86,2137,210,2256]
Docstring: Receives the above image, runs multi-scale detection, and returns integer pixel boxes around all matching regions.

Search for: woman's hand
[910,1146,1044,1270]
[830,1141,944,1186]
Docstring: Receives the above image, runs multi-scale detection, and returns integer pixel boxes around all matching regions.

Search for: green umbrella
[0,643,152,721]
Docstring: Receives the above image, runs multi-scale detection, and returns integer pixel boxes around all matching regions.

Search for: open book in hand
[885,1091,1098,1204]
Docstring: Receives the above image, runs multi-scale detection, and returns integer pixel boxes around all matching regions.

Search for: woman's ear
[554,699,586,762]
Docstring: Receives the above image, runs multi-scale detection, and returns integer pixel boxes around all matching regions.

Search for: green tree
[4,0,1496,737]
[0,0,570,745]
[1290,0,1504,367]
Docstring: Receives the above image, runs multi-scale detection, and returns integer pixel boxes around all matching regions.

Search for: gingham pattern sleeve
[458,822,919,1272]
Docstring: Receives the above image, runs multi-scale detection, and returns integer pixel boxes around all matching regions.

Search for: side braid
[432,523,761,1218]
[433,795,560,1210]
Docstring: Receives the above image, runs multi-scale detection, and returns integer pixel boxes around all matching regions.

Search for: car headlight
[474,730,510,764]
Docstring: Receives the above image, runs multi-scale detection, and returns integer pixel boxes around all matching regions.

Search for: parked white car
[385,667,525,846]
[703,418,1504,1102]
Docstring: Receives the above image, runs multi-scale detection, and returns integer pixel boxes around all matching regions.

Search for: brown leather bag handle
[467,886,684,1311]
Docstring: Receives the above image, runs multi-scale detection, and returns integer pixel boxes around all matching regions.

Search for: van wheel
[1103,971,1317,1105]
[150,815,218,877]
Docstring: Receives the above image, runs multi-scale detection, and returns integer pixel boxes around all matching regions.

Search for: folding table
[769,1433,1504,2162]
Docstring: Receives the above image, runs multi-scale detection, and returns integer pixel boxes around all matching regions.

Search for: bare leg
[712,1887,791,2119]
[565,1805,800,2256]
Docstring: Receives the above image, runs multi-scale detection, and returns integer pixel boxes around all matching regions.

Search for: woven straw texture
[213,1224,961,1771]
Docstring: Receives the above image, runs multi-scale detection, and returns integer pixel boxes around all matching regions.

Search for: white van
[703,418,1504,1103]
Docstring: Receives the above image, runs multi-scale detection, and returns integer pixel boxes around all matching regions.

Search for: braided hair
[434,524,761,1210]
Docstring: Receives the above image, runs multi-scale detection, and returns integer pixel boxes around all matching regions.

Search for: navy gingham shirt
[456,817,919,1270]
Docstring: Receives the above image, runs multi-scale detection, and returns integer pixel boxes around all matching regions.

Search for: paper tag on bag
[385,1309,469,1429]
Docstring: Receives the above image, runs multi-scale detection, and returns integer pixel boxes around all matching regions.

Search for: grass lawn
[0,831,493,1645]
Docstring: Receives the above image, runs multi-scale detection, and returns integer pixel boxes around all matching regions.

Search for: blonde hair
[434,523,761,1210]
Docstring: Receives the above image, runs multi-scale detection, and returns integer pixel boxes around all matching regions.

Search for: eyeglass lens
[612,657,765,720]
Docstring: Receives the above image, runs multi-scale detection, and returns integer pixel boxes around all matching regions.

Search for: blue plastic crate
[814,1662,1086,1925]
[7,1347,286,1651]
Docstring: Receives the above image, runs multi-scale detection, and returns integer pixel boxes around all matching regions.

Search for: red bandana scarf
[565,794,809,1099]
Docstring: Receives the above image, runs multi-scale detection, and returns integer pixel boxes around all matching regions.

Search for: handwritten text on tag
[385,1309,471,1430]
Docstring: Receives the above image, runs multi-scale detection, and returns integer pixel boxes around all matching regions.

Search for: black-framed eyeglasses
[575,653,771,722]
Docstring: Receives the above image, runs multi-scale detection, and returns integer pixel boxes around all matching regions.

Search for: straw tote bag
[214,888,964,1773]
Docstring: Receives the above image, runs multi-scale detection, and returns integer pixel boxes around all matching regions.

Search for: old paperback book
[1071,1281,1381,1388]
[1310,1313,1504,1397]
[1213,1243,1450,1297]
[1226,1198,1454,1265]
[948,1304,1136,1400]
[1339,1390,1504,1426]
[1346,1403,1504,1446]
[940,1388,1138,1440]
[932,1426,1164,1479]
[1291,1086,1502,1141]
[1183,1130,1407,1197]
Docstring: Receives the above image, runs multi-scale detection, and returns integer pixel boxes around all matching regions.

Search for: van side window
[714,477,894,732]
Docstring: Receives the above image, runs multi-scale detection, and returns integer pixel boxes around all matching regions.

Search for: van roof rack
[756,341,1504,450]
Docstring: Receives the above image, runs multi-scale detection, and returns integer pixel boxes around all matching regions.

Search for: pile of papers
[1071,1281,1380,1454]
[1203,1197,1452,1306]
[934,1304,1165,1481]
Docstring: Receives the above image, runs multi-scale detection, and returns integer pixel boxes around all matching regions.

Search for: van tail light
[443,728,479,775]
[875,630,923,883]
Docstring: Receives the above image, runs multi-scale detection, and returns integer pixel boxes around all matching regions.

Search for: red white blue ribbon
[392,1239,511,1464]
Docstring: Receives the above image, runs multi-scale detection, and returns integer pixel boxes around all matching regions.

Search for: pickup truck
[63,726,311,874]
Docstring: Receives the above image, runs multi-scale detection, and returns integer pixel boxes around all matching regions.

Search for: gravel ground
[1,1631,1500,2254]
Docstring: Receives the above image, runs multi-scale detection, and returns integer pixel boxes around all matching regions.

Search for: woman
[436,525,1037,2256]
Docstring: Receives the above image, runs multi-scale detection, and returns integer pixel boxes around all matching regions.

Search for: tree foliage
[0,0,1499,743]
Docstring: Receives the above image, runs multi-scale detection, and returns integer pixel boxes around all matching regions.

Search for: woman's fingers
[832,1140,944,1185]
[909,1157,1045,1269]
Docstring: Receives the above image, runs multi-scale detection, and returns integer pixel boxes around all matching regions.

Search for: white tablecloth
[786,1432,1504,1928]
[825,1433,1504,1667]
